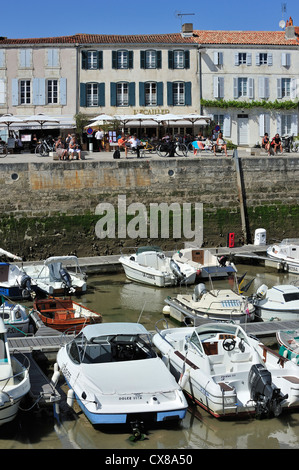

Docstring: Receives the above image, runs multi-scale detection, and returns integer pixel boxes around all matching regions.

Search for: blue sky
[2,0,299,38]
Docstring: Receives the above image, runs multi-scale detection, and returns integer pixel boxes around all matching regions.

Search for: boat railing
[155,318,175,349]
[0,352,30,389]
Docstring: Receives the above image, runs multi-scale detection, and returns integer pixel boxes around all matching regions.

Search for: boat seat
[230,352,252,363]
[209,354,224,364]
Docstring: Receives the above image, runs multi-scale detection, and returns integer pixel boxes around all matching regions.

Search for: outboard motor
[170,260,185,282]
[193,283,206,301]
[59,268,74,293]
[256,284,268,300]
[248,364,288,418]
[19,273,33,299]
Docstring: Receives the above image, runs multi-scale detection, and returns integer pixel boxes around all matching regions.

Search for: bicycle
[0,143,8,158]
[140,140,158,157]
[35,137,56,156]
[156,140,188,157]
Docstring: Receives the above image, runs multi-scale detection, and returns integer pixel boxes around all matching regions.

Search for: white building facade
[0,22,298,145]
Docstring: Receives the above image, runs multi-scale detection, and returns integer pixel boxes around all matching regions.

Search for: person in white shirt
[95,128,104,152]
[128,134,141,158]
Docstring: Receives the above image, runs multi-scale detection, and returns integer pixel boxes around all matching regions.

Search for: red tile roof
[193,29,299,45]
[0,28,298,46]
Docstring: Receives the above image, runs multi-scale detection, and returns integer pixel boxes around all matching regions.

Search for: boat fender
[162,305,170,317]
[67,389,75,408]
[179,369,190,388]
[50,370,60,387]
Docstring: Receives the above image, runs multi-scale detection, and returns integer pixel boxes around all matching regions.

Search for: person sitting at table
[118,133,128,158]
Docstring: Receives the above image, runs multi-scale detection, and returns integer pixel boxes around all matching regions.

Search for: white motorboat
[153,321,299,419]
[253,284,299,321]
[0,262,36,300]
[277,329,299,363]
[0,301,30,336]
[0,318,31,425]
[22,256,87,296]
[267,239,299,274]
[164,282,256,324]
[56,322,188,427]
[119,246,197,287]
[172,248,237,279]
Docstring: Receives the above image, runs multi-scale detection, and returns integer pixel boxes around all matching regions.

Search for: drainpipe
[197,46,202,114]
[75,43,79,115]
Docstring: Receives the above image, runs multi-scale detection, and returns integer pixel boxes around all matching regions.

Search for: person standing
[95,128,104,152]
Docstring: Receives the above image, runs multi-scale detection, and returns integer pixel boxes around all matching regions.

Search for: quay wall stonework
[0,155,298,259]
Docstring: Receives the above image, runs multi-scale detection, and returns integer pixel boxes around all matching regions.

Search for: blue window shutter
[139,82,145,106]
[98,83,105,106]
[112,51,117,69]
[157,51,162,69]
[223,114,231,138]
[20,50,26,67]
[33,78,45,105]
[12,79,18,106]
[129,82,135,106]
[277,78,282,98]
[234,53,239,66]
[248,78,254,98]
[233,77,238,98]
[185,82,192,105]
[80,83,86,107]
[97,51,103,69]
[167,82,173,105]
[60,78,67,105]
[184,50,190,69]
[157,82,163,105]
[168,51,174,69]
[267,53,273,66]
[140,51,145,69]
[82,51,87,70]
[219,77,224,98]
[110,82,116,106]
[128,51,133,69]
[246,53,252,66]
[0,50,4,68]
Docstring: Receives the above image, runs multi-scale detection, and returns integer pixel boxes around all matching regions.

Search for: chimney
[181,23,193,37]
[285,25,296,39]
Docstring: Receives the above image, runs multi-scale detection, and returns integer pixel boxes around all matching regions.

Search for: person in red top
[270,133,283,154]
[118,133,128,158]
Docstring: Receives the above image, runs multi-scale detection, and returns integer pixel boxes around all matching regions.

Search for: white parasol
[24,113,60,130]
[0,114,24,132]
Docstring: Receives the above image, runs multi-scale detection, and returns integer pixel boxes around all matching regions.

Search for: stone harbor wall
[0,155,298,259]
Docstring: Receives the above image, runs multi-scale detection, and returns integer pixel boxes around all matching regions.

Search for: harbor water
[1,264,299,450]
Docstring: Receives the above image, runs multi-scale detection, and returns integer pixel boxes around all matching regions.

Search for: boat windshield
[194,323,250,347]
[67,332,157,365]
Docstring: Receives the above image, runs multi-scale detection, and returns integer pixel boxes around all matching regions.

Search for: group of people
[193,132,228,157]
[117,133,142,158]
[261,133,283,156]
[55,133,82,160]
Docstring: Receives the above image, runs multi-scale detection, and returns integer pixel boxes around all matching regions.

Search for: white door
[238,117,249,145]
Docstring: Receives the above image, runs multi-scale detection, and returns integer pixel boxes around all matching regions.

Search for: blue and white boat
[0,263,36,300]
[56,322,188,426]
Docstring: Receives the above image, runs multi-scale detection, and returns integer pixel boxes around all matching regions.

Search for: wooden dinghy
[33,297,102,333]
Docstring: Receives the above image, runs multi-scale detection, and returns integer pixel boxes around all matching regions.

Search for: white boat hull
[255,306,299,322]
[120,256,196,287]
[57,323,188,425]
[0,357,30,426]
[153,323,299,419]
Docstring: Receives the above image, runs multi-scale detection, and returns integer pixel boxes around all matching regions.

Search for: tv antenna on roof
[279,2,287,29]
[175,11,195,30]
